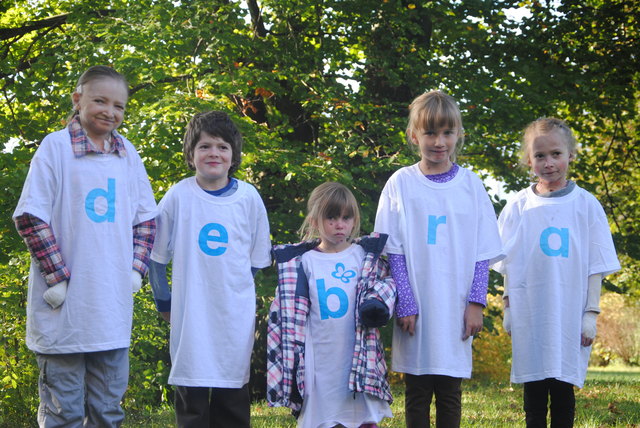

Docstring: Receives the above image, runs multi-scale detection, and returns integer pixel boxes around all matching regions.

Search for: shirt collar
[68,115,126,158]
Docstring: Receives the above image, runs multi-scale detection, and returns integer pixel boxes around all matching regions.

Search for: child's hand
[131,271,143,293]
[160,312,171,323]
[397,315,417,336]
[581,311,598,346]
[463,303,484,340]
[502,307,512,335]
[43,280,68,309]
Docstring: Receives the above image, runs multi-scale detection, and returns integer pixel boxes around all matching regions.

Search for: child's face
[193,132,233,190]
[317,212,355,253]
[72,77,128,144]
[528,130,574,192]
[411,127,458,174]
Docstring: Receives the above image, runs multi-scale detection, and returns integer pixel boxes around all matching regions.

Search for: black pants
[523,378,575,428]
[405,374,462,428]
[175,384,251,428]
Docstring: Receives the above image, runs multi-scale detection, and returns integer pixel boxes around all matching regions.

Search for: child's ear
[72,92,81,109]
[409,131,419,145]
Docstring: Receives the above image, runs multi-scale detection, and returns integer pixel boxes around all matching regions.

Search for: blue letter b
[317,279,348,320]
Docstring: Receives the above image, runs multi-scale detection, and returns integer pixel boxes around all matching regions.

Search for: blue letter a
[540,227,569,258]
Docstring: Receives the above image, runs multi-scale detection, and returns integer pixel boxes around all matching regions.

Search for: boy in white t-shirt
[149,111,271,427]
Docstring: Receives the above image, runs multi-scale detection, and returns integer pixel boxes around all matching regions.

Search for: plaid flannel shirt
[266,233,396,414]
[14,117,156,286]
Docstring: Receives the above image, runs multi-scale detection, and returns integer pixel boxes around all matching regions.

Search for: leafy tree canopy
[2,0,638,293]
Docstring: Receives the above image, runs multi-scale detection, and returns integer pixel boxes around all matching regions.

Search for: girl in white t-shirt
[13,65,157,426]
[374,90,503,427]
[494,117,620,427]
[267,182,396,428]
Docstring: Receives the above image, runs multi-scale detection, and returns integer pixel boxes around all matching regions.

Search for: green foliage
[0,254,38,427]
[1,0,638,418]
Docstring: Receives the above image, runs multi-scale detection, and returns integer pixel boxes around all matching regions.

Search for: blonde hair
[68,65,129,123]
[406,90,464,161]
[298,182,361,242]
[520,117,577,167]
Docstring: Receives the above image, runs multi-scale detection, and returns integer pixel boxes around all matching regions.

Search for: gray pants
[36,348,129,428]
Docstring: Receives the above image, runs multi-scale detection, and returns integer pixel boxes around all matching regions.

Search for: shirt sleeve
[14,213,70,286]
[468,259,489,306]
[132,219,156,276]
[148,260,171,312]
[388,253,419,317]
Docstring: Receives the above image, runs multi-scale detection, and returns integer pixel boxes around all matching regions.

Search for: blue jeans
[36,348,129,427]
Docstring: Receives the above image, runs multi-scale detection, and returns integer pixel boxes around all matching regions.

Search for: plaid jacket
[266,233,396,414]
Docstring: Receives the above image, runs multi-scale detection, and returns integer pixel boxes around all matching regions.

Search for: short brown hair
[183,111,243,176]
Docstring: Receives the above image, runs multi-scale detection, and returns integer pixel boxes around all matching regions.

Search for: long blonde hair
[298,182,361,242]
[406,90,464,162]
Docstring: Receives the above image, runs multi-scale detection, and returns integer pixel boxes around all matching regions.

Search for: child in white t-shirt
[149,111,271,427]
[267,182,396,428]
[374,90,504,427]
[493,117,620,427]
[13,65,157,426]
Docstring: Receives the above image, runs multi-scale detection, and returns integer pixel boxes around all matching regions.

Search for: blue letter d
[85,178,116,223]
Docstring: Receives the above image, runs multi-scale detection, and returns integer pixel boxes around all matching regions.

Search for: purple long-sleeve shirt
[389,164,490,318]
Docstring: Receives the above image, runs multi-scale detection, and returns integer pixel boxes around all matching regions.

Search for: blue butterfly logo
[331,263,356,284]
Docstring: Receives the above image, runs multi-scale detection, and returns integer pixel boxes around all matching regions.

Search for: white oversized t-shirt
[297,245,392,428]
[13,128,157,354]
[151,177,271,387]
[375,163,503,378]
[494,185,620,387]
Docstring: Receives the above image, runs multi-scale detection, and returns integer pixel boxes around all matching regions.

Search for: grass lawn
[125,366,640,427]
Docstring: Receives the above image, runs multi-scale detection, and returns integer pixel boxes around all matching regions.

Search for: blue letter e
[199,223,228,256]
[317,279,348,320]
[85,178,116,223]
[540,227,569,258]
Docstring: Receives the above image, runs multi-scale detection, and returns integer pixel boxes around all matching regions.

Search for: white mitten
[44,280,68,309]
[582,311,598,340]
[502,306,512,334]
[132,271,143,293]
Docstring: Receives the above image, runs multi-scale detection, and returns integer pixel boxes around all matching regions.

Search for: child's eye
[444,130,456,136]
[424,131,436,136]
